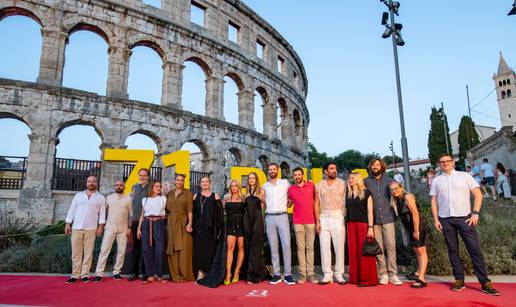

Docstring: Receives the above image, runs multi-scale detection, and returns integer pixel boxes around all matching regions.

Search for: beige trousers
[374,223,398,275]
[294,224,316,278]
[95,229,128,276]
[71,229,96,278]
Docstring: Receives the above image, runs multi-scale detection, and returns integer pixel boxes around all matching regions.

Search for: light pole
[440,102,450,154]
[380,0,411,191]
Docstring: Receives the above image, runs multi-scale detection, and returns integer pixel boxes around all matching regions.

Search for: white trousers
[319,214,345,280]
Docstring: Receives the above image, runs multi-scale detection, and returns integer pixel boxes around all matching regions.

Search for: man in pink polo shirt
[288,167,317,284]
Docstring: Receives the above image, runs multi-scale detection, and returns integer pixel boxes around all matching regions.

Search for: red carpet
[0,275,513,307]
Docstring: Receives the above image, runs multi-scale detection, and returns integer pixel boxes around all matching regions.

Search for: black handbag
[362,237,383,256]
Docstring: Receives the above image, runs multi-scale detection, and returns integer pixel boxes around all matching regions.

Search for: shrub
[0,211,38,251]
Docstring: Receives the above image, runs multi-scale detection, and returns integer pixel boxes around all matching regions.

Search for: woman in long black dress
[389,180,429,288]
[244,172,268,284]
[193,175,222,280]
[223,180,245,285]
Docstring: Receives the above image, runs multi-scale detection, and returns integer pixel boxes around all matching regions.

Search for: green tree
[383,154,403,166]
[334,150,364,172]
[308,143,331,168]
[457,115,480,167]
[427,106,452,165]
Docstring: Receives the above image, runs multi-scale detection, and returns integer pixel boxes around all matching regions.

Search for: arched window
[507,79,511,85]
[182,58,210,116]
[223,75,240,125]
[502,91,506,99]
[128,44,164,104]
[255,155,268,173]
[277,98,288,140]
[280,161,291,179]
[0,10,42,82]
[63,25,109,94]
[124,132,161,182]
[0,117,31,189]
[254,87,267,134]
[503,80,507,86]
[507,89,512,97]
[499,81,503,87]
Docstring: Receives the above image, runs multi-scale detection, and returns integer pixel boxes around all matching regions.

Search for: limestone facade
[0,0,309,223]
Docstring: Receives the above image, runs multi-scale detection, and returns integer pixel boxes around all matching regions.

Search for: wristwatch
[472,210,480,215]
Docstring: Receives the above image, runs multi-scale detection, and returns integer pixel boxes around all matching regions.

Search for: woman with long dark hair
[244,172,268,284]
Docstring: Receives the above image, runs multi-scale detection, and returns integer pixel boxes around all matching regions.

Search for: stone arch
[224,72,245,91]
[181,138,210,160]
[0,111,34,131]
[280,161,291,178]
[67,22,110,44]
[128,38,167,63]
[0,6,43,26]
[277,97,289,139]
[256,154,269,172]
[293,109,302,146]
[126,129,162,153]
[227,147,242,165]
[183,56,212,78]
[54,119,104,144]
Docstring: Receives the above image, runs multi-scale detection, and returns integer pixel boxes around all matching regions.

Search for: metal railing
[122,164,163,182]
[189,171,211,195]
[52,158,102,191]
[0,156,27,189]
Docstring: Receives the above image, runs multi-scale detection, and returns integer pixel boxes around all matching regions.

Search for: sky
[1,0,516,162]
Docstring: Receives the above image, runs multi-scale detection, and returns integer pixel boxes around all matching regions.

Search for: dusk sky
[1,1,516,162]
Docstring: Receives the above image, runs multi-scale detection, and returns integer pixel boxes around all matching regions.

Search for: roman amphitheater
[0,0,309,224]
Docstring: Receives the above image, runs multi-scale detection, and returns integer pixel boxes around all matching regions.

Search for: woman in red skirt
[346,172,378,287]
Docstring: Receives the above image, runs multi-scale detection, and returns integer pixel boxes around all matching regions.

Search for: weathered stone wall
[0,0,309,224]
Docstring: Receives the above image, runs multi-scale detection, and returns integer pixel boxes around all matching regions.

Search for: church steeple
[497,51,513,76]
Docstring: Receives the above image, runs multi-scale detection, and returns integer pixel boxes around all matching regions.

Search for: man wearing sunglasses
[430,153,499,296]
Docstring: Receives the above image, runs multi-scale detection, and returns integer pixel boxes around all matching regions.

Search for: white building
[450,125,496,157]
[493,52,516,130]
[386,158,432,175]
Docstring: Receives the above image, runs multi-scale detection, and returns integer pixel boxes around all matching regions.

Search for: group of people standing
[63,154,500,296]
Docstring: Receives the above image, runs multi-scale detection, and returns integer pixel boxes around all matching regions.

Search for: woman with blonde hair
[345,172,378,287]
[244,172,268,284]
[223,179,246,284]
[389,180,429,288]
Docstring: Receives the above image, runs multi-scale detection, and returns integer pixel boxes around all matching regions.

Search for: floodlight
[509,1,516,15]
[381,12,389,25]
[382,27,393,39]
[395,34,405,46]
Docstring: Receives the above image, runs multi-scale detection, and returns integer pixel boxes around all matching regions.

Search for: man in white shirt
[480,158,497,201]
[65,176,106,283]
[94,180,132,282]
[262,163,295,285]
[430,153,499,296]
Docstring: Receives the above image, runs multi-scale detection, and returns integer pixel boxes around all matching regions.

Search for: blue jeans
[265,214,291,275]
[440,216,489,283]
[141,219,165,279]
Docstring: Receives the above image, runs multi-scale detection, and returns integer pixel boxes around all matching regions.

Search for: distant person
[364,159,402,285]
[426,169,435,191]
[430,153,499,296]
[137,181,167,284]
[128,168,151,281]
[495,162,512,200]
[94,180,132,282]
[345,172,377,287]
[480,158,497,201]
[315,161,347,285]
[470,161,488,196]
[466,166,472,174]
[65,176,106,283]
[288,167,318,284]
[393,171,404,187]
[263,163,295,285]
[390,181,429,288]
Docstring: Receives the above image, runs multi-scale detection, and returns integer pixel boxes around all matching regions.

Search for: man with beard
[262,163,295,285]
[128,168,151,281]
[94,180,132,282]
[65,176,106,283]
[314,161,347,285]
[288,167,317,284]
[364,159,402,285]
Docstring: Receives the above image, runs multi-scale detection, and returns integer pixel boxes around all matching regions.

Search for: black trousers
[439,216,489,283]
[130,221,144,277]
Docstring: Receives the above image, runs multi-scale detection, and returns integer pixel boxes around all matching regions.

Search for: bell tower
[493,52,516,130]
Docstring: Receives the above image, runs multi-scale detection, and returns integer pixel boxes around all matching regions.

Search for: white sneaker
[493,196,497,201]
[334,275,347,285]
[389,274,403,285]
[379,274,388,285]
